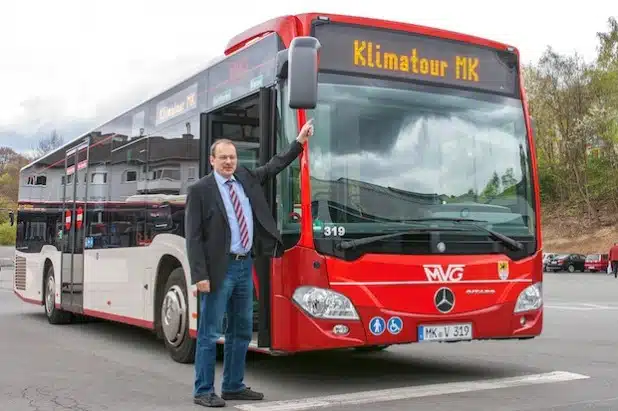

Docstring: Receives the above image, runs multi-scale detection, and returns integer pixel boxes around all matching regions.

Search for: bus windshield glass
[304,73,535,257]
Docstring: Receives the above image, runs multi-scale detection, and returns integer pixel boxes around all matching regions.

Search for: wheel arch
[42,258,54,298]
[147,234,195,341]
[154,254,184,338]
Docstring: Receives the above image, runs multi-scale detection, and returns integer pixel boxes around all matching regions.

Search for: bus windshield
[305,73,536,257]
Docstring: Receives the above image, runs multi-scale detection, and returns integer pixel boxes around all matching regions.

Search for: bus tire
[160,267,195,364]
[44,265,72,325]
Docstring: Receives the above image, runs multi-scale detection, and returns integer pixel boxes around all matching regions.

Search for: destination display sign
[313,23,518,95]
[155,83,198,126]
[206,33,281,110]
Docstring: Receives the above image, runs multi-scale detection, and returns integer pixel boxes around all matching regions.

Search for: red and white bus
[11,12,543,363]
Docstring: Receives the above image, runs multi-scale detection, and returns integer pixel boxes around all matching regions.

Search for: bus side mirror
[9,211,14,226]
[286,36,320,109]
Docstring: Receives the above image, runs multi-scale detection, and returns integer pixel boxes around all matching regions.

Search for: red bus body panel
[224,12,543,353]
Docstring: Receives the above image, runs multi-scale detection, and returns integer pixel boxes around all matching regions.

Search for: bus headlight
[514,282,542,313]
[292,286,359,320]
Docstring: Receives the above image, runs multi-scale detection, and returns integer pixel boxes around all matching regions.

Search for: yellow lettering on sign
[158,102,185,123]
[352,40,480,84]
[354,40,366,65]
[186,92,196,108]
[156,91,197,125]
[455,56,479,82]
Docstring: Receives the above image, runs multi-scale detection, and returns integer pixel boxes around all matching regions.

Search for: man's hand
[196,280,210,293]
[296,118,314,144]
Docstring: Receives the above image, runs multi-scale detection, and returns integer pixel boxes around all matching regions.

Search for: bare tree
[36,130,64,158]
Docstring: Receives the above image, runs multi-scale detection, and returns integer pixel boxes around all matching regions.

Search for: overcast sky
[0,0,613,153]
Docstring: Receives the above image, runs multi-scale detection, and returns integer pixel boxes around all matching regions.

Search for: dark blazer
[185,140,303,291]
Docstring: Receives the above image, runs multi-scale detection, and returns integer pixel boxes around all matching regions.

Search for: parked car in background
[545,253,587,272]
[543,253,557,271]
[584,253,609,272]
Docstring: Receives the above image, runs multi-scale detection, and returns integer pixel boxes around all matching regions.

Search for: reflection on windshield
[306,74,535,250]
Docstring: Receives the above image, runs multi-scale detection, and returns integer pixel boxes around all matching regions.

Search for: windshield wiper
[403,217,525,251]
[335,217,525,251]
[336,227,465,250]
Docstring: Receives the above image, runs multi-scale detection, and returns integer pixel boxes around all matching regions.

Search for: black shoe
[193,393,226,407]
[221,387,264,401]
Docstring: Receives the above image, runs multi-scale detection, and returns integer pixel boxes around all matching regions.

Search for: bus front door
[199,88,276,349]
[60,139,90,312]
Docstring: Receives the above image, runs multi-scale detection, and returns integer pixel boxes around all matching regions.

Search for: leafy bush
[0,222,15,246]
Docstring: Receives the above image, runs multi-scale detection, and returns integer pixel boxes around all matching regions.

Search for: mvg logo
[423,264,465,282]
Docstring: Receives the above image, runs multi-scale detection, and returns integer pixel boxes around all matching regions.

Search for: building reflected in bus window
[144,118,199,197]
[142,115,200,243]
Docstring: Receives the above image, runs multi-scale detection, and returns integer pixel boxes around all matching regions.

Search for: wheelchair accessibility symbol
[387,316,403,335]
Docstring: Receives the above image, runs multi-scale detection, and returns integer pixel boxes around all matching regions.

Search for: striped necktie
[225,180,249,250]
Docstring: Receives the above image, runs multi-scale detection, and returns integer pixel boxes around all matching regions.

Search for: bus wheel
[354,344,390,352]
[44,266,72,324]
[160,267,195,364]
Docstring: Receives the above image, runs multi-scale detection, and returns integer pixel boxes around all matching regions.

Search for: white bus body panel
[14,233,197,336]
[14,245,61,305]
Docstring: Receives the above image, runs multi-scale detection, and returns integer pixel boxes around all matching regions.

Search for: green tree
[524,16,618,220]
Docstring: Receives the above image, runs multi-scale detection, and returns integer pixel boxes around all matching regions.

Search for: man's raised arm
[253,118,314,184]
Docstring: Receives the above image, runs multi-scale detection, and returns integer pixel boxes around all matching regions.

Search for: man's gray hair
[210,138,235,157]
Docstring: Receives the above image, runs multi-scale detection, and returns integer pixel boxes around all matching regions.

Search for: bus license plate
[418,323,473,342]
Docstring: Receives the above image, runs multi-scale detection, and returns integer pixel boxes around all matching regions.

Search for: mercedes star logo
[434,287,455,313]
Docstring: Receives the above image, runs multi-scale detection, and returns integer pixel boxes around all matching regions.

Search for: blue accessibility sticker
[387,316,403,335]
[369,316,386,336]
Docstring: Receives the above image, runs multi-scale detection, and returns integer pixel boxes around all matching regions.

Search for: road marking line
[234,371,589,411]
[546,304,618,311]
[581,303,615,309]
[548,300,618,304]
[545,305,598,311]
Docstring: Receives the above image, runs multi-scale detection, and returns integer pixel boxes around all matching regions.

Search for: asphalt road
[0,246,13,290]
[1,269,617,411]
[0,245,13,267]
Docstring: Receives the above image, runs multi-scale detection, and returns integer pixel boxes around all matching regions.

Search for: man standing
[610,242,618,278]
[185,119,314,407]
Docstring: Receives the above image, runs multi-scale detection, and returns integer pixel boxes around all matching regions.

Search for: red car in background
[585,253,609,272]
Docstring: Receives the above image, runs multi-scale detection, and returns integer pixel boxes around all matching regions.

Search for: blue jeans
[194,256,253,397]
